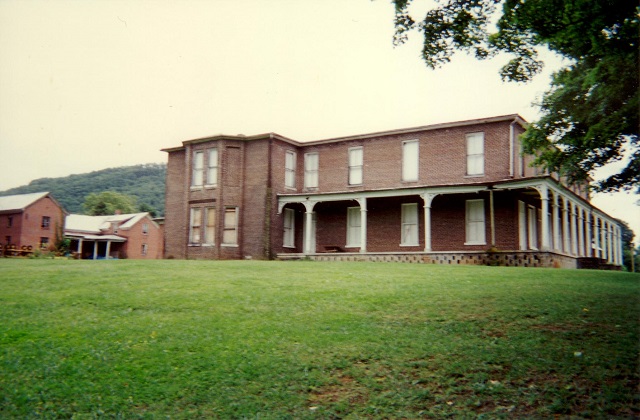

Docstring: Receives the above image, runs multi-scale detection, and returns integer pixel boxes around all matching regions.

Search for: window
[222,207,238,245]
[348,147,363,185]
[466,132,484,176]
[465,199,486,245]
[41,216,50,229]
[285,150,296,189]
[528,205,538,250]
[189,208,202,244]
[5,236,11,245]
[402,140,419,181]
[141,243,148,256]
[401,203,419,246]
[283,208,295,247]
[207,148,218,186]
[40,237,49,249]
[346,207,361,247]
[304,153,319,189]
[204,207,216,245]
[192,151,204,187]
[142,223,149,235]
[7,217,12,227]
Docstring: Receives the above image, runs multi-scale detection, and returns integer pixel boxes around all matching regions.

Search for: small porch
[66,234,126,260]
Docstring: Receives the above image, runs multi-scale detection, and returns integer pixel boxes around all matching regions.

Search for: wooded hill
[0,163,166,216]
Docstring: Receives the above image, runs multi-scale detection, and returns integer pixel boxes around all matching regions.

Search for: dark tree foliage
[0,163,166,215]
[393,0,639,192]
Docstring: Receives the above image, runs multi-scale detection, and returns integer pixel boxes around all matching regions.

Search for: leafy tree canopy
[393,0,639,192]
[83,191,138,216]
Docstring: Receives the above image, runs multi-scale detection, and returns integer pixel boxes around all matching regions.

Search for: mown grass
[0,259,638,418]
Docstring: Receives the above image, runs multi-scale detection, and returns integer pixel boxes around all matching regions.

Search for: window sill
[190,186,203,191]
[400,243,420,247]
[188,244,201,247]
[204,185,217,189]
[283,245,296,249]
[464,174,485,178]
[221,244,238,248]
[464,241,487,246]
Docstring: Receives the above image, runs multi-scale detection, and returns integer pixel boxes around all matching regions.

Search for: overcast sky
[0,0,637,240]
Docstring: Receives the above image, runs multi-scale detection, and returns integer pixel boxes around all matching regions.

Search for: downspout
[264,135,273,259]
[489,187,496,247]
[509,119,517,178]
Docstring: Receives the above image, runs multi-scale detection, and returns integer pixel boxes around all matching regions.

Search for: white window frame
[346,207,361,247]
[192,151,204,187]
[206,148,218,187]
[283,208,295,248]
[222,207,238,246]
[465,199,486,245]
[189,207,202,245]
[285,150,296,189]
[466,132,484,176]
[402,140,419,182]
[348,147,363,185]
[401,203,419,246]
[204,207,216,245]
[304,152,319,189]
[141,243,148,256]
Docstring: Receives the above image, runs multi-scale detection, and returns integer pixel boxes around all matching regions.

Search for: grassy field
[0,259,638,418]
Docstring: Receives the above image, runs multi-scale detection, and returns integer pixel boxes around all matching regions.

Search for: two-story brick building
[163,114,624,268]
[0,192,67,253]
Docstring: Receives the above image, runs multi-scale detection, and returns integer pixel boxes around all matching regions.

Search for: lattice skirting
[277,251,580,268]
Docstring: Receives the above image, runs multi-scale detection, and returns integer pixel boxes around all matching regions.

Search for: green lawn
[1,260,638,418]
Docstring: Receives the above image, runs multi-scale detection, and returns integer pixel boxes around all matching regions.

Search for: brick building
[65,212,163,259]
[163,114,624,268]
[0,192,67,253]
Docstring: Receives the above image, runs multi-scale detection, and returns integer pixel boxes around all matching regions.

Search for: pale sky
[0,0,637,241]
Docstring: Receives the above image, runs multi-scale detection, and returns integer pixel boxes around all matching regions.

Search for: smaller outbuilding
[65,212,163,259]
[0,192,67,256]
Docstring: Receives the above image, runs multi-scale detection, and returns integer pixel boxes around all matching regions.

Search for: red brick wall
[164,149,187,259]
[0,196,65,250]
[119,217,163,259]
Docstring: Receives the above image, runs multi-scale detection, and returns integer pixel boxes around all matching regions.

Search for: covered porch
[276,178,623,268]
[66,234,126,260]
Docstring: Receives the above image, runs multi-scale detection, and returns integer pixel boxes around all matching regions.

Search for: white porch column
[570,202,578,256]
[538,185,550,251]
[577,206,585,257]
[585,211,592,257]
[93,241,98,260]
[105,241,112,259]
[421,193,437,252]
[612,226,619,265]
[562,198,570,253]
[303,201,316,255]
[617,226,624,266]
[552,193,560,251]
[600,219,607,261]
[77,238,83,254]
[357,198,367,253]
[593,216,601,258]
[607,223,614,264]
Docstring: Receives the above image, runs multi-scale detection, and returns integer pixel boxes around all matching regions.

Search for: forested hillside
[0,163,166,216]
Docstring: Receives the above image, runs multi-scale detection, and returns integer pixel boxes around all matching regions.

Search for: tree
[393,0,639,192]
[83,191,138,216]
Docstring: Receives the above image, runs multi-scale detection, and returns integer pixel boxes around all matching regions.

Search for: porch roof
[65,232,127,242]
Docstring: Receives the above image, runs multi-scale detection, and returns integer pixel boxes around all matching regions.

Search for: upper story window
[7,216,12,227]
[465,199,486,245]
[283,208,295,248]
[207,148,218,186]
[348,147,363,185]
[285,150,296,189]
[222,207,238,246]
[189,207,202,244]
[304,152,319,189]
[402,140,419,182]
[192,151,204,187]
[466,132,484,176]
[401,203,419,246]
[142,223,149,235]
[41,216,51,229]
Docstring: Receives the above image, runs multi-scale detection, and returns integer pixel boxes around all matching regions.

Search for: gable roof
[65,212,153,234]
[0,192,51,213]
